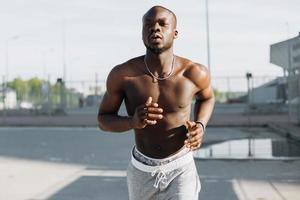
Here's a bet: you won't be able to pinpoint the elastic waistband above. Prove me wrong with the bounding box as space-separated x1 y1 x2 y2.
133 146 190 166
131 149 194 173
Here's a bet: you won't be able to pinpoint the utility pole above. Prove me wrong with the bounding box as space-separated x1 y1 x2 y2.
4 35 20 113
226 77 231 102
246 72 253 105
95 72 98 96
2 76 5 118
205 0 211 72
62 18 67 110
47 74 51 116
62 18 67 83
285 22 290 77
246 72 253 127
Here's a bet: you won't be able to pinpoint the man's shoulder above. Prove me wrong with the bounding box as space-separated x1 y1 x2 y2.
177 56 210 87
176 56 208 76
110 56 143 76
106 56 143 90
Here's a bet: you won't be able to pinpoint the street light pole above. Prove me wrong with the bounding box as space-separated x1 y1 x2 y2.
205 0 211 72
41 48 54 80
5 40 9 84
61 18 67 110
62 18 67 83
95 72 98 96
3 35 20 112
246 72 253 105
5 35 20 82
285 22 290 77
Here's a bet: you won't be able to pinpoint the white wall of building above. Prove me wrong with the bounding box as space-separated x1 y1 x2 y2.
0 89 17 110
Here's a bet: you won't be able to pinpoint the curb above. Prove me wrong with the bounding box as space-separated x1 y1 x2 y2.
268 123 300 141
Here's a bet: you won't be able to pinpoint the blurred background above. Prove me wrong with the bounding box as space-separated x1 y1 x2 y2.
0 0 300 200
0 0 299 118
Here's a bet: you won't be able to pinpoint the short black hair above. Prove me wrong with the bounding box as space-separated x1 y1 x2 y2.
143 5 177 27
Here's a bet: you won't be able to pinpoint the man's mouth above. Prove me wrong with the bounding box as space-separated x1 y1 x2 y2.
149 34 162 43
149 34 162 40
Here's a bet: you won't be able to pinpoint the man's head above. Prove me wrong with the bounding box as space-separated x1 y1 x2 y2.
142 6 178 54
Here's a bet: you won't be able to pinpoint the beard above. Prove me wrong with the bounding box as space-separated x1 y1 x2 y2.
144 40 172 55
147 46 164 54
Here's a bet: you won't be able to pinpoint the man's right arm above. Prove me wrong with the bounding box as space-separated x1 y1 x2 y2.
97 66 133 132
98 65 164 132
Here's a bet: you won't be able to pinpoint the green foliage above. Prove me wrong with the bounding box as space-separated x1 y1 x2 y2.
213 88 247 103
7 77 28 101
28 77 43 104
213 88 227 103
7 77 80 108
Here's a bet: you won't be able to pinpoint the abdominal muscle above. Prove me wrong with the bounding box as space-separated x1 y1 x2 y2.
134 111 190 159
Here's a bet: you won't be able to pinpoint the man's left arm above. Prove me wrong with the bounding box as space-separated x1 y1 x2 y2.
194 85 215 128
185 64 215 150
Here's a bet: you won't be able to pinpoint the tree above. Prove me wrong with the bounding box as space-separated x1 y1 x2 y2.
7 77 81 109
28 77 43 104
7 77 29 101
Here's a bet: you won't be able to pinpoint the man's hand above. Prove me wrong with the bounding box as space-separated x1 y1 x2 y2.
184 121 204 151
131 96 164 129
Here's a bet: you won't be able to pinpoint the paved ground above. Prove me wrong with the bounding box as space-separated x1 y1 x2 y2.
0 104 299 199
0 103 299 141
0 127 299 200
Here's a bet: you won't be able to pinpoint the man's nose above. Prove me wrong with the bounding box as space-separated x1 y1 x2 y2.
150 22 161 32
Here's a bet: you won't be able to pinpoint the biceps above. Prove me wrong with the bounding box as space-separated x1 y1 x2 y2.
196 86 214 100
98 91 124 114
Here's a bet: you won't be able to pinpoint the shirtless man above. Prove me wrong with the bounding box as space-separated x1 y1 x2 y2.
98 5 215 200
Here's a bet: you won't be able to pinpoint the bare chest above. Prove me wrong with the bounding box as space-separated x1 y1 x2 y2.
123 75 196 114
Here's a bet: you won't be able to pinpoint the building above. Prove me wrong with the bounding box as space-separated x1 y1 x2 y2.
270 32 300 124
0 88 17 110
249 77 287 104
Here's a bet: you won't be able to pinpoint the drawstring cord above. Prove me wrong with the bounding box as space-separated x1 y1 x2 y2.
151 168 167 188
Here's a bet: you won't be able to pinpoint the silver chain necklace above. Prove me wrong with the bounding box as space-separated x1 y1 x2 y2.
144 55 175 81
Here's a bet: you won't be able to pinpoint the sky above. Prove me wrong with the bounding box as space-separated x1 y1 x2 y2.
0 0 299 91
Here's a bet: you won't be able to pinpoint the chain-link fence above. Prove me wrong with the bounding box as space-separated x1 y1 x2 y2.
1 75 285 115
211 76 281 103
0 77 106 115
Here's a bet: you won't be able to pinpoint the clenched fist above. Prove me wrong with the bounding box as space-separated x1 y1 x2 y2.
131 96 164 129
184 121 205 151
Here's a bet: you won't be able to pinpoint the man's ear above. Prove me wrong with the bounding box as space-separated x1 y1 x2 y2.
174 30 178 39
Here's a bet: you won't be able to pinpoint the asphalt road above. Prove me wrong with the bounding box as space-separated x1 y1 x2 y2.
0 127 299 200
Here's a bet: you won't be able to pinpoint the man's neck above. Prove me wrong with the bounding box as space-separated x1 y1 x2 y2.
145 48 174 74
